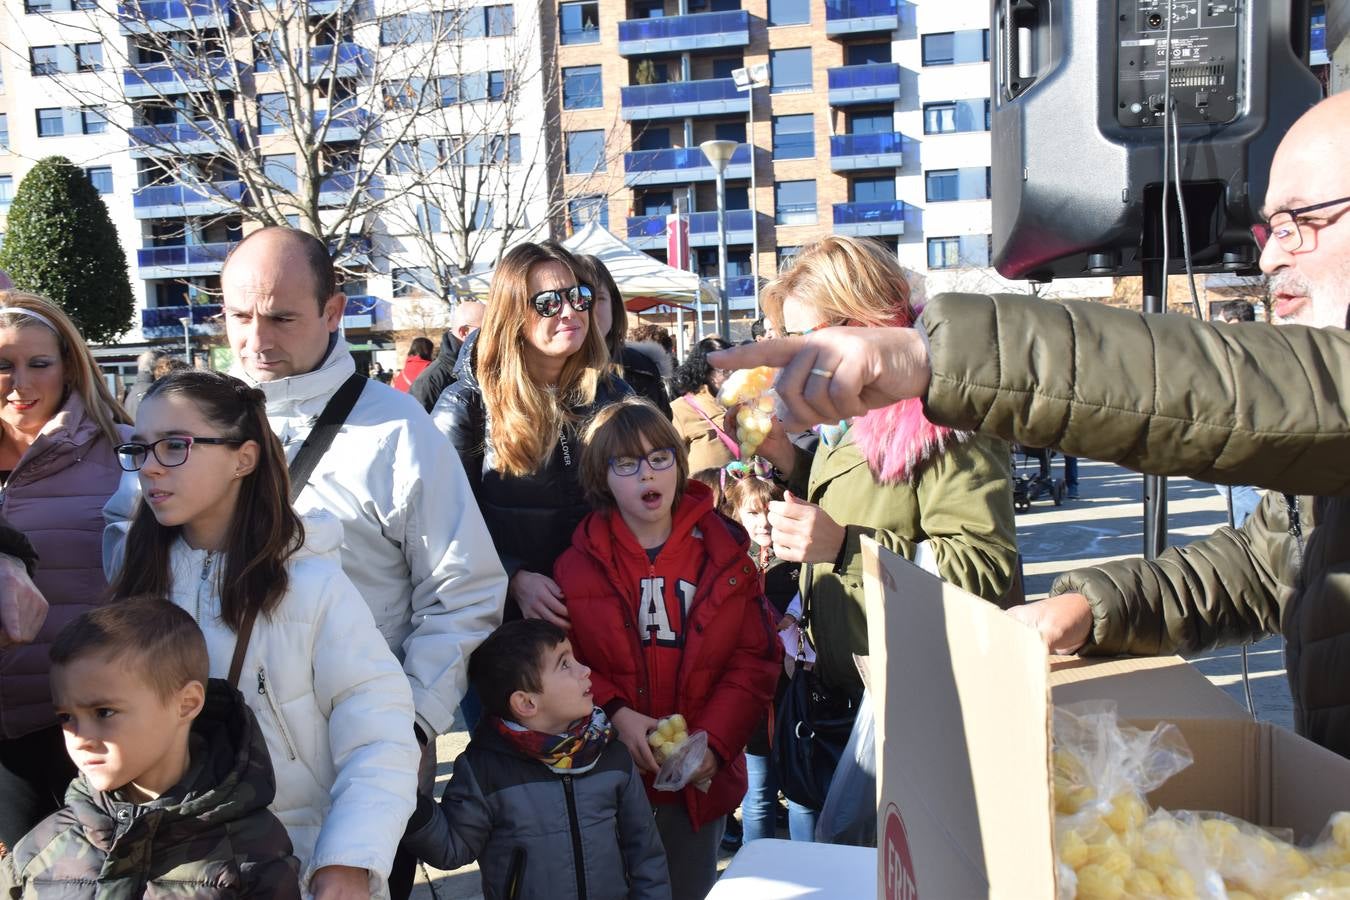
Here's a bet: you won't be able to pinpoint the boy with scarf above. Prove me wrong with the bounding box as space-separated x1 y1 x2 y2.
403 619 670 900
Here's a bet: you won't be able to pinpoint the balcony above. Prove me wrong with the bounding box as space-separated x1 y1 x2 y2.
137 241 236 279
727 275 757 299
342 294 389 330
829 131 904 171
128 120 238 158
621 78 749 121
617 10 750 56
141 304 223 339
307 43 370 79
623 144 751 188
317 171 381 206
825 0 900 36
117 0 230 34
827 63 901 106
123 57 233 98
132 180 245 218
833 199 905 236
626 208 755 250
314 108 372 142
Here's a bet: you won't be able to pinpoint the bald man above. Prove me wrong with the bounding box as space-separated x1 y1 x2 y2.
713 92 1350 758
409 301 485 412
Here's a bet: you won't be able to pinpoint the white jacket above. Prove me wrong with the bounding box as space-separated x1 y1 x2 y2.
167 513 419 893
105 342 507 736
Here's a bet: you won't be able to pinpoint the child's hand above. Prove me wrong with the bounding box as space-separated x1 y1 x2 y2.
690 747 720 788
510 570 570 628
611 707 661 775
776 613 797 632
311 865 369 900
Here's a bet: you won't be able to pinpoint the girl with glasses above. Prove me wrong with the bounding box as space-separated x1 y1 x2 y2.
108 369 419 900
433 242 631 634
0 293 131 848
556 397 780 900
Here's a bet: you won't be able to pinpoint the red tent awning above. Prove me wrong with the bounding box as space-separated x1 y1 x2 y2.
626 296 696 314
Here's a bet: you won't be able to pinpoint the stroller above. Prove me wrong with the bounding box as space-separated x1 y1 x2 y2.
1011 445 1065 512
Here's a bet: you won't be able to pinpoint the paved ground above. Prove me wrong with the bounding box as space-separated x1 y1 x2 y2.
411 457 1292 899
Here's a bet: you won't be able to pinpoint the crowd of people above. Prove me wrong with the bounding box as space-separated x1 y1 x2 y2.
0 88 1344 900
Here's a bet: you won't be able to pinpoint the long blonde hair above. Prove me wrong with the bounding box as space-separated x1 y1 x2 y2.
762 236 915 331
477 242 609 477
0 291 130 444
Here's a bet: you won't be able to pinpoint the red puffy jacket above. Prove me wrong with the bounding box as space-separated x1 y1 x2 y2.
555 480 782 828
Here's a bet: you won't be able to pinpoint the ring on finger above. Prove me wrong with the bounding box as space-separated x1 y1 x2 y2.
809 368 834 378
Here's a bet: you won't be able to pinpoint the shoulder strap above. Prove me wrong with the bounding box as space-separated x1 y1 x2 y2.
288 374 366 503
680 394 741 460
227 606 259 689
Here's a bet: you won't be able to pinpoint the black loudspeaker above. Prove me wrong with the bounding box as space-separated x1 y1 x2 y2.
991 0 1324 282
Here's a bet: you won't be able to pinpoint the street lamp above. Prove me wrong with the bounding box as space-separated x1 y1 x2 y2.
700 139 737 337
177 316 192 367
732 62 770 319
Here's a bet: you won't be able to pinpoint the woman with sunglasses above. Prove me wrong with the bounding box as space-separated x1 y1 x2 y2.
0 293 131 847
108 369 418 899
433 241 631 629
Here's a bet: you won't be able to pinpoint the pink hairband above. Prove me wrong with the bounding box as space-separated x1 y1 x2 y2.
0 307 59 333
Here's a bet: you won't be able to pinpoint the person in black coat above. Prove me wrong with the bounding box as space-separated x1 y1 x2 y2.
0 514 43 650
409 301 486 412
578 255 673 419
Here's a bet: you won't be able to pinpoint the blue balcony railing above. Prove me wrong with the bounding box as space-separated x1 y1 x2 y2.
833 199 904 225
117 0 228 22
133 180 245 209
137 241 236 269
831 131 903 157
141 304 223 338
123 57 232 88
824 0 898 21
727 275 756 298
624 144 751 176
621 78 747 115
313 108 372 135
618 10 749 53
828 63 901 91
128 120 236 148
625 208 754 239
319 171 358 194
308 43 371 70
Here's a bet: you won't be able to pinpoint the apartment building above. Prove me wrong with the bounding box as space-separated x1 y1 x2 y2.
555 0 1112 337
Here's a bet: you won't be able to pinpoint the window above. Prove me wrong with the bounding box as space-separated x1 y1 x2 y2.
560 1 599 43
566 129 605 174
0 114 8 149
848 110 892 135
416 203 442 232
81 106 107 135
263 153 297 192
712 58 739 79
458 72 488 103
767 0 808 26
775 180 816 225
632 0 662 15
925 167 990 202
639 191 673 215
467 134 521 165
927 235 991 269
472 198 494 230
851 175 895 203
846 42 890 65
923 99 990 134
714 122 746 143
777 245 801 271
772 114 813 159
488 70 511 101
393 267 435 297
637 128 670 151
770 48 811 94
24 0 52 11
76 43 103 72
30 46 58 76
36 108 64 137
563 65 602 109
257 93 289 135
380 13 437 44
921 29 989 66
569 195 608 229
387 139 439 174
85 166 113 195
0 176 12 209
487 4 514 35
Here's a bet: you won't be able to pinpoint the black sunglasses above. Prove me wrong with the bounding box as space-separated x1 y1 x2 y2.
530 284 593 318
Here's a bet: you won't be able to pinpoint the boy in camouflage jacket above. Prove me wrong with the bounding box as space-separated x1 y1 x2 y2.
0 599 299 899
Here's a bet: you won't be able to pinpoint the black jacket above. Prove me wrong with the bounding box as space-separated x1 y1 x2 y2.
616 343 672 420
409 329 466 413
1 680 300 900
0 515 36 576
405 721 670 900
431 333 632 608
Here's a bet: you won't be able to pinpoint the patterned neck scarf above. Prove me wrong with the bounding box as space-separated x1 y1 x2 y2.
494 707 614 775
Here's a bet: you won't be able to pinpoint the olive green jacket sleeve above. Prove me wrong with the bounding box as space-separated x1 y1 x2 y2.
920 292 1350 496
1050 490 1299 655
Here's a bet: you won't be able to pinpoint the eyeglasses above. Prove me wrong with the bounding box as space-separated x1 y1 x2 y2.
609 447 677 477
1251 195 1350 253
115 436 243 472
530 284 594 318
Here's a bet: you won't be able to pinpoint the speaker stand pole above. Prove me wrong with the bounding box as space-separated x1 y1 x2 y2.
1140 237 1168 562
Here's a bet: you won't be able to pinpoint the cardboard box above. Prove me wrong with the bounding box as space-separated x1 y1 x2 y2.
707 839 876 899
862 539 1350 899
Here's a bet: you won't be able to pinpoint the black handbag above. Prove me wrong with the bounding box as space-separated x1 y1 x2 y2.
771 584 861 811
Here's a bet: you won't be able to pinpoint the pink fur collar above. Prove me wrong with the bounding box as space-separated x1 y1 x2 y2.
849 398 969 485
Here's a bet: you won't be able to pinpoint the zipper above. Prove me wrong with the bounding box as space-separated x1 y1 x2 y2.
618 599 650 713
195 551 216 623
504 847 526 900
645 561 660 711
256 667 299 760
561 776 588 900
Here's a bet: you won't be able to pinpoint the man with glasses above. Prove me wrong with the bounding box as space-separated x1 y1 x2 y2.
712 91 1350 758
104 227 507 899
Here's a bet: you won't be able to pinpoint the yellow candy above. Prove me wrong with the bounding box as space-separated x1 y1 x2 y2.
1058 829 1089 869
1280 845 1313 878
1104 793 1147 835
1124 869 1163 895
1075 864 1125 900
1333 812 1350 851
647 731 664 750
1160 866 1196 898
1138 844 1178 876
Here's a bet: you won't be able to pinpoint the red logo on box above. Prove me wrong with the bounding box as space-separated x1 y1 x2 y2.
884 803 918 900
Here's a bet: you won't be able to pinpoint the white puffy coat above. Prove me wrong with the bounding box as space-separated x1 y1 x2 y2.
167 512 419 894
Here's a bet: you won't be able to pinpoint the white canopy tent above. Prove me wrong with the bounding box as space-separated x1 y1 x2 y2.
454 222 720 357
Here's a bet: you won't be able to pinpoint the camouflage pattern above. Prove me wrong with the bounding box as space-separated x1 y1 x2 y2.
0 680 300 900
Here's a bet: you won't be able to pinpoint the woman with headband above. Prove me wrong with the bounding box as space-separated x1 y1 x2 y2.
0 293 131 846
